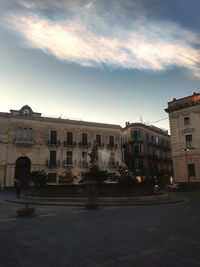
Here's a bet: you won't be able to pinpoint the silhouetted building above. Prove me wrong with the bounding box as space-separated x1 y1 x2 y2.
122 123 172 177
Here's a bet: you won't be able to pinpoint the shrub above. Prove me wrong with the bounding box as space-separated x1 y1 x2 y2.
29 170 48 190
80 165 109 185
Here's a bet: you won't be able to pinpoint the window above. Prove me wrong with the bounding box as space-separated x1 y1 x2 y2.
82 133 88 146
50 130 57 144
96 134 101 146
188 164 196 176
47 173 57 183
132 130 140 140
146 133 149 142
22 128 27 140
135 159 143 170
161 139 165 147
67 132 73 145
109 135 114 147
134 145 140 155
66 151 73 165
16 127 32 141
185 134 193 149
50 151 56 166
184 117 190 125
151 135 154 143
16 127 22 140
156 137 159 144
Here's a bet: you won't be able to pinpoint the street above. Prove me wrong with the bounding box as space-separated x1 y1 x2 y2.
0 190 200 267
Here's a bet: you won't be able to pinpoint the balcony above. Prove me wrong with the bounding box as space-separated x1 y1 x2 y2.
14 138 35 146
131 139 144 144
63 160 74 167
46 160 60 168
164 157 171 161
79 142 91 148
106 144 118 149
147 154 157 159
63 141 76 147
94 142 105 148
47 140 61 147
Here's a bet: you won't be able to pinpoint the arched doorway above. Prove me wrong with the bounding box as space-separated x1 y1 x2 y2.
15 157 31 186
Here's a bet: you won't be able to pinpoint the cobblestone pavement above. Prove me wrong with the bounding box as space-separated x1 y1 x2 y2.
0 190 200 267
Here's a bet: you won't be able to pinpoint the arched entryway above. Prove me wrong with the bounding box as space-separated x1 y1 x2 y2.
15 157 31 186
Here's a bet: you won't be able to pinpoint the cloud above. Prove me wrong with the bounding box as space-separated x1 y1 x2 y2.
4 0 200 78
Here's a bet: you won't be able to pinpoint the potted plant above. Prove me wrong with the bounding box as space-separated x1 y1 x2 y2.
16 170 47 217
16 203 35 217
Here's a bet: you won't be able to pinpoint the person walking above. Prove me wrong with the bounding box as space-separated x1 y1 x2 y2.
14 179 21 198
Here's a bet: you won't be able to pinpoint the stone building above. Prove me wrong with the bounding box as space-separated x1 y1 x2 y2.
122 122 172 178
0 105 122 187
165 92 200 183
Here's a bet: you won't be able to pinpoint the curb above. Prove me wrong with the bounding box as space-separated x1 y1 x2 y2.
4 196 188 207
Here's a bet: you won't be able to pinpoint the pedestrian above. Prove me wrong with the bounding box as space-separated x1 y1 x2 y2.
14 179 21 198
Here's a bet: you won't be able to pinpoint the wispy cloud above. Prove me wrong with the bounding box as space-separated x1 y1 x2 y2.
4 0 200 78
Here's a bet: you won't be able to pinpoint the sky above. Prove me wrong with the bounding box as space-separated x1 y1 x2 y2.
0 0 200 132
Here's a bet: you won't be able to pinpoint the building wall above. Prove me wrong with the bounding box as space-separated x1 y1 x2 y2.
122 123 172 177
0 106 123 187
166 92 200 183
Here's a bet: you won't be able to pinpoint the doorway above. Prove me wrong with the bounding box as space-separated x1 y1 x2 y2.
15 157 31 186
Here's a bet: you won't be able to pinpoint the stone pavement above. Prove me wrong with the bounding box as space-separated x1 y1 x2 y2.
0 190 200 267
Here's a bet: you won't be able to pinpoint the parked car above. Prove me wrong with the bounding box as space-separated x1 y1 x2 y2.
167 183 179 191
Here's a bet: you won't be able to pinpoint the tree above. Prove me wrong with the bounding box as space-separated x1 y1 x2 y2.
29 170 48 190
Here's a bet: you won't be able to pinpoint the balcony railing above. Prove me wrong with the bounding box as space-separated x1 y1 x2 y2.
47 140 61 147
14 138 35 145
79 142 91 148
94 143 105 148
106 144 118 149
46 160 60 168
63 160 74 166
63 141 76 147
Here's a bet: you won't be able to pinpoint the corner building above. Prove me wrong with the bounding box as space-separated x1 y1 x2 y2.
0 105 122 187
122 123 172 177
165 92 200 183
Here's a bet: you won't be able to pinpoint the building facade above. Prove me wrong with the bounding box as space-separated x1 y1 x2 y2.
165 92 200 183
122 123 172 178
0 105 123 187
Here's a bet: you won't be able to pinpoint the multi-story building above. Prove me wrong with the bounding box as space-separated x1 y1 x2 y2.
0 105 122 187
165 92 200 183
122 122 172 178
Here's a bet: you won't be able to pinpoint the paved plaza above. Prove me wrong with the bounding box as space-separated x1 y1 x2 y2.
0 190 200 267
